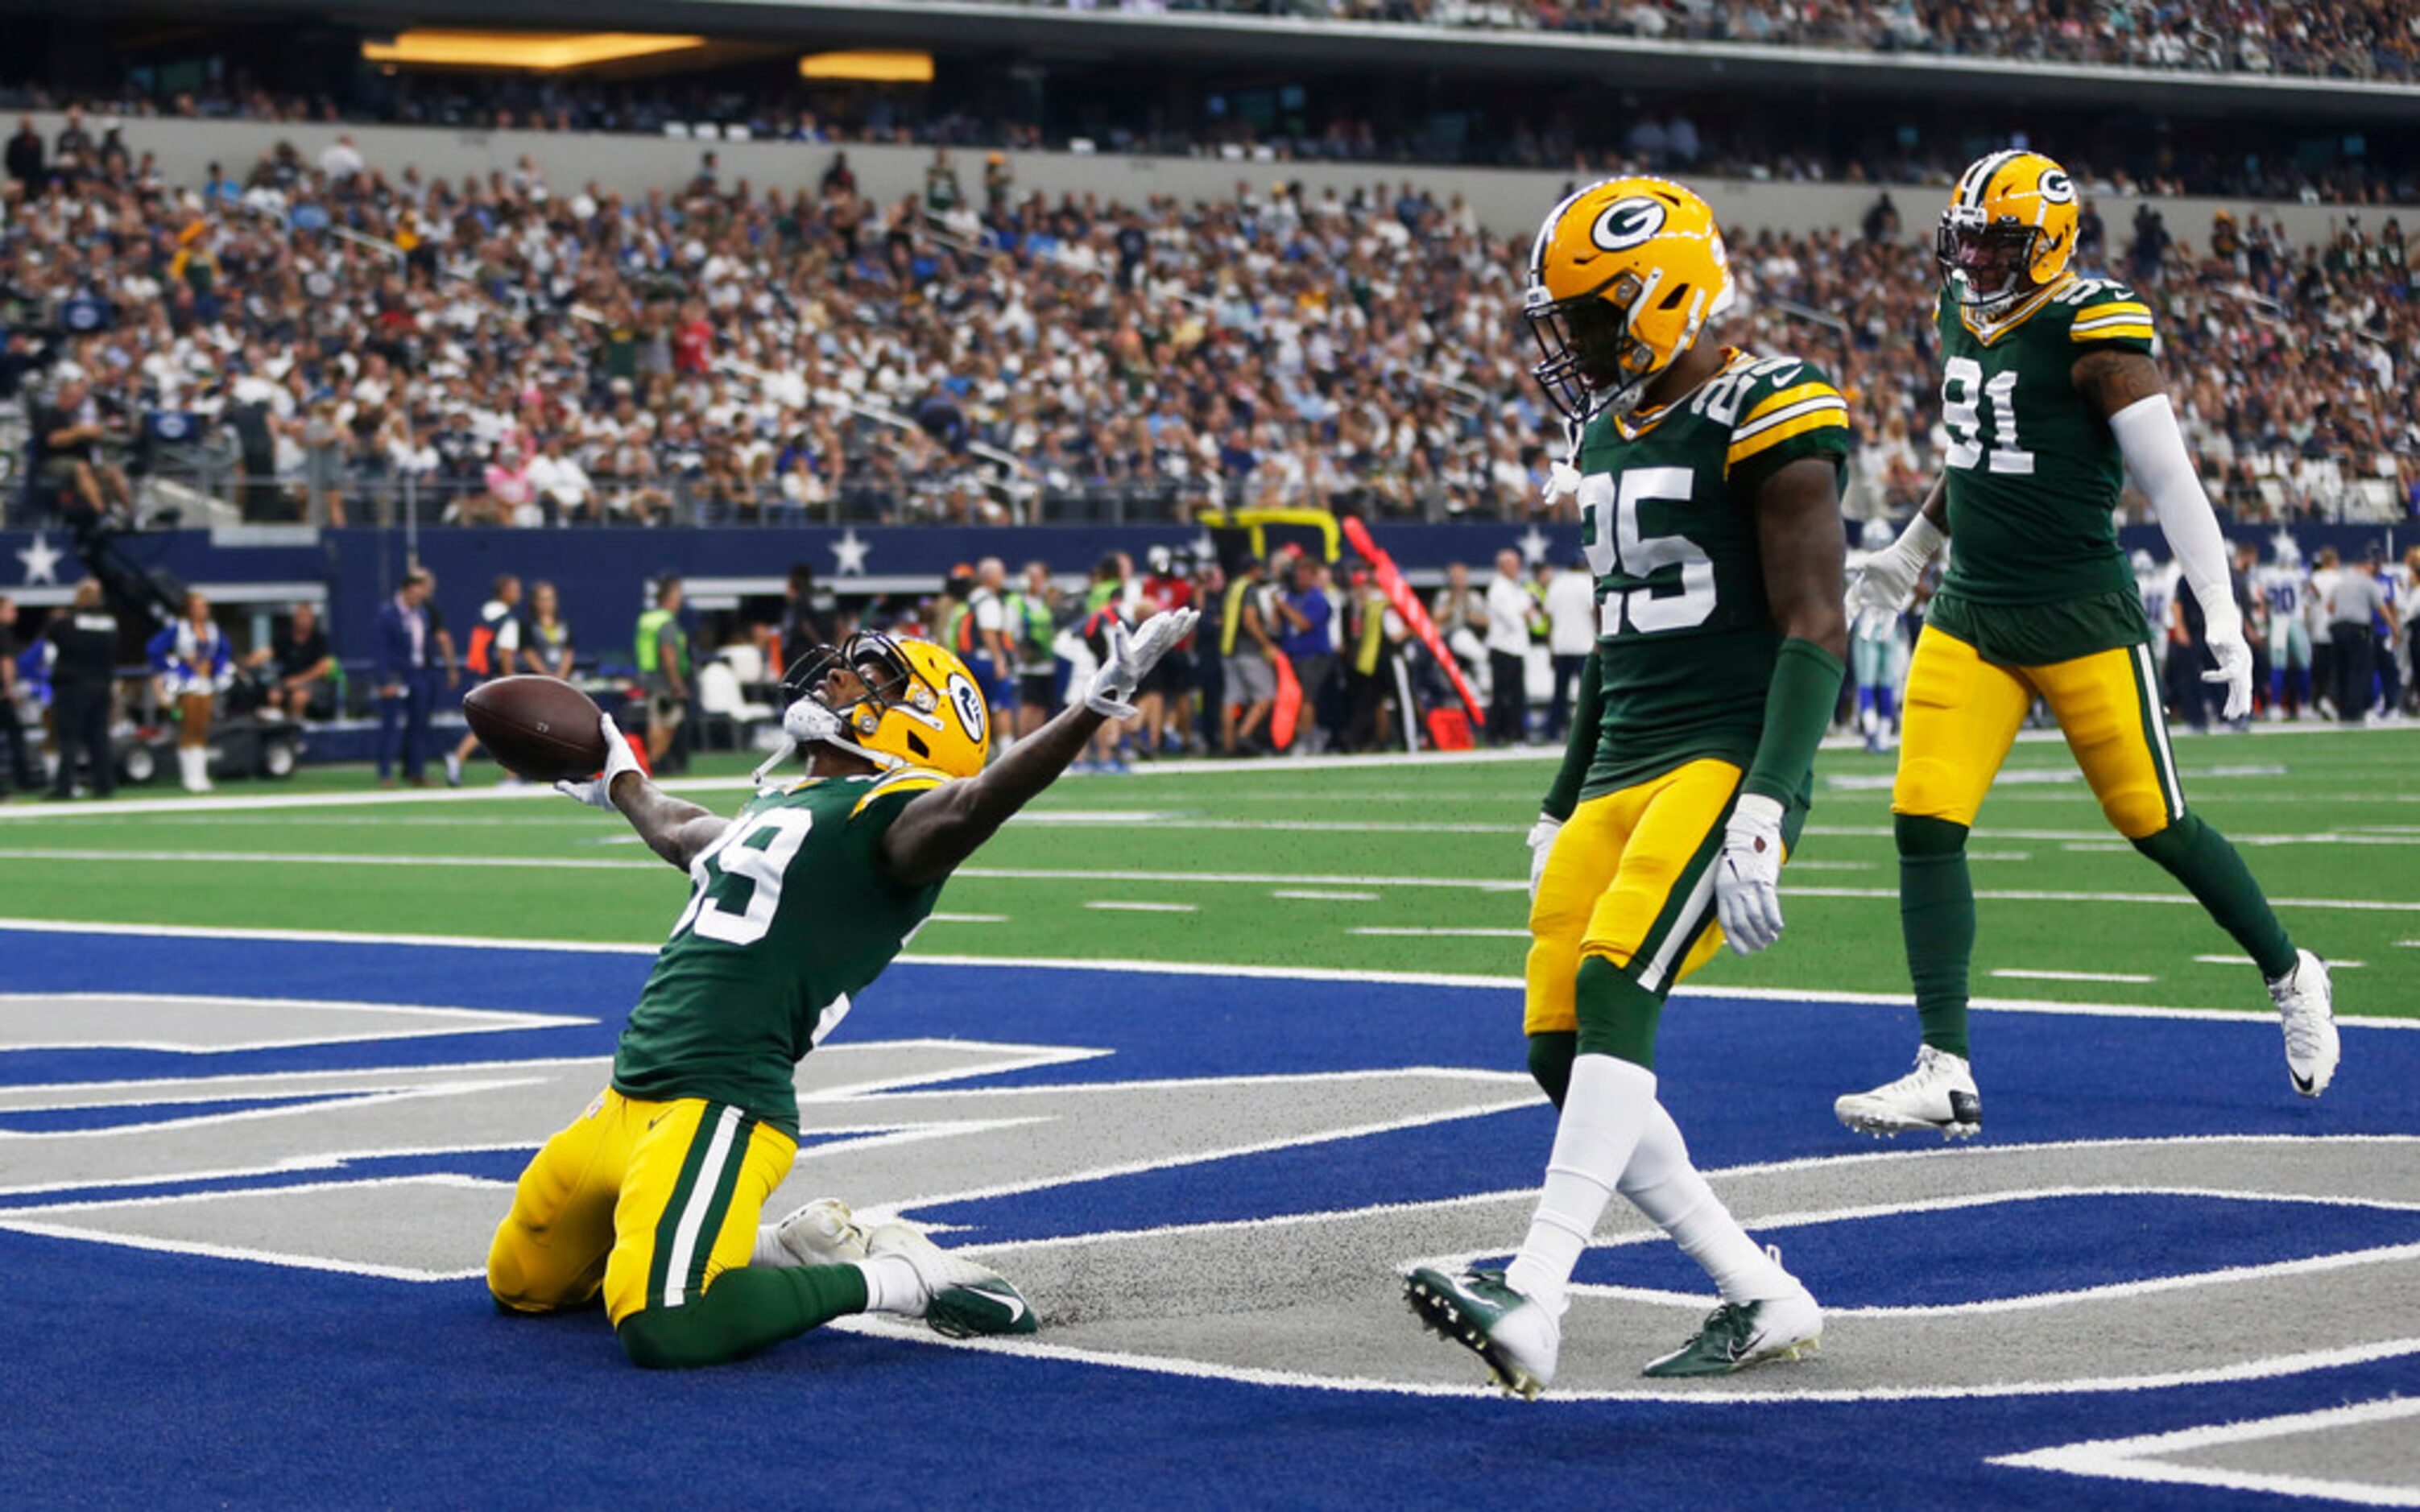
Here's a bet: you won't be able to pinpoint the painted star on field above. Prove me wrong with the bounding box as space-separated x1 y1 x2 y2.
14 533 63 586
830 527 871 576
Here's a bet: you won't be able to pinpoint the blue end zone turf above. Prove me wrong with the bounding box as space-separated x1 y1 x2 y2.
1 925 2414 1509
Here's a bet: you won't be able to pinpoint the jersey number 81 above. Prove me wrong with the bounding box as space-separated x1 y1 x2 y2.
1579 466 1717 638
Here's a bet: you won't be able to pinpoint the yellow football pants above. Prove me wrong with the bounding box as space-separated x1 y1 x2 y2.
1525 758 1745 1036
1893 626 2184 838
487 1089 797 1327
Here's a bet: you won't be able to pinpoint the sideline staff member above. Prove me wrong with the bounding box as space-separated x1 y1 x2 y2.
46 578 118 800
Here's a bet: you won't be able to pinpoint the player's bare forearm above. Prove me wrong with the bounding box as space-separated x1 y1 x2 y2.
1917 473 1949 532
2071 349 2166 419
609 774 728 870
879 702 1110 887
1754 457 1851 659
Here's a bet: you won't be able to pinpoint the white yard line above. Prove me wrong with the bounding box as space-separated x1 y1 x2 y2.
2195 953 2362 969
1992 969 2157 985
1349 927 1529 939
7 849 2420 918
1270 890 1380 902
1082 901 1199 914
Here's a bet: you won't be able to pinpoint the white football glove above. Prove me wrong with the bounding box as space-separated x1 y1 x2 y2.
2199 601 2254 721
1715 794 1787 956
1525 815 1562 903
1086 607 1201 718
555 712 642 810
1541 460 1583 512
1847 514 1946 619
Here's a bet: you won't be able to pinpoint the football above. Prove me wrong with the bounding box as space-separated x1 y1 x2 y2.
462 676 611 782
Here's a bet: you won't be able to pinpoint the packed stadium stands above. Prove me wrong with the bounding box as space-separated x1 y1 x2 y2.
4 116 2411 535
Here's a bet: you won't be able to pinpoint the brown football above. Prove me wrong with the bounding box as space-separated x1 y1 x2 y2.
463 676 611 783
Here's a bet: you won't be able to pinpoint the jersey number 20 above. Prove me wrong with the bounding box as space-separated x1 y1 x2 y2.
671 808 816 946
1579 466 1717 638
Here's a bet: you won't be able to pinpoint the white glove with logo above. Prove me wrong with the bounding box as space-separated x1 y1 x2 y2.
1847 514 1946 618
1086 607 1201 718
2199 601 2254 721
1715 793 1787 956
556 713 643 810
1525 815 1562 903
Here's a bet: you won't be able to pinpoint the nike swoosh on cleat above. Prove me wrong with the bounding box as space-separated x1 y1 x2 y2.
2292 1070 2319 1095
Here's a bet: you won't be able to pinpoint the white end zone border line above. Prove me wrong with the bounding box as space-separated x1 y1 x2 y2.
1991 1396 2420 1508
0 918 2413 1033
0 991 593 1053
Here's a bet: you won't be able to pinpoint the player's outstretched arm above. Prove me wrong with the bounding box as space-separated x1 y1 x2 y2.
2075 348 2252 719
879 609 1200 888
1719 457 1851 956
556 713 729 870
1847 473 1946 618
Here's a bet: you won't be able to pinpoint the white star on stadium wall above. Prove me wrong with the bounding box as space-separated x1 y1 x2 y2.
1517 526 1552 567
14 533 62 586
830 527 871 576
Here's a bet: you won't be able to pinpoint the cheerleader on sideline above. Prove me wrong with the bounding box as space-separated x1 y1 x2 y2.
148 591 231 793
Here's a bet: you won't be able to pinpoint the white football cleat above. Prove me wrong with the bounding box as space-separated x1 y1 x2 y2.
1643 1266 1822 1378
865 1221 1037 1338
2267 949 2339 1097
1835 1044 1981 1139
1403 1266 1562 1399
767 1197 870 1266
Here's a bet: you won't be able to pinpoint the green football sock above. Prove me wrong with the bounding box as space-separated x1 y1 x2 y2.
1896 814 1975 1061
616 1262 869 1369
1572 954 1664 1070
1526 1031 1578 1108
2132 813 2297 980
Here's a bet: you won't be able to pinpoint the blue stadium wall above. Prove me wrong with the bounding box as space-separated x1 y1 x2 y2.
1 521 2405 673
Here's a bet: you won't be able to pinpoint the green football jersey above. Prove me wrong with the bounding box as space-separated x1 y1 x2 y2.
1929 277 2157 661
1574 349 1851 797
611 769 947 1134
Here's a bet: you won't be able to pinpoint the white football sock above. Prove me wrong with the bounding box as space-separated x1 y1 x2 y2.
850 1253 927 1315
1504 1054 1657 1313
1620 1100 1797 1303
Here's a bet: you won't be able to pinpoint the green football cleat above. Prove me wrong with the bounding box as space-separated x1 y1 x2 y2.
866 1222 1038 1339
1640 1290 1822 1378
1403 1266 1560 1400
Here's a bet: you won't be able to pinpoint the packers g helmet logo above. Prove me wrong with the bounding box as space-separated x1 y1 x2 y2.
2038 168 2075 205
1590 197 1667 253
945 672 988 746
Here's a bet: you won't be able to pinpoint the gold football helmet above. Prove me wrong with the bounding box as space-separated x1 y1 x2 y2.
1937 149 2079 316
779 631 990 779
1523 176 1736 423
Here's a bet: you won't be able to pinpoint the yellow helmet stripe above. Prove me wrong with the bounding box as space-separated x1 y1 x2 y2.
1726 407 1848 468
1741 381 1845 424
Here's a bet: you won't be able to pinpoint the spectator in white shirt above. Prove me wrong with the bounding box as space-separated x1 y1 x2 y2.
319 134 365 183
1542 556 1598 740
1484 548 1537 746
527 436 593 525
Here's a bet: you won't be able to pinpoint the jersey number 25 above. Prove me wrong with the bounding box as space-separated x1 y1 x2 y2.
1580 467 1717 638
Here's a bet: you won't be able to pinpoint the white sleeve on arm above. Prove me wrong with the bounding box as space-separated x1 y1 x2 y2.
2110 394 2232 620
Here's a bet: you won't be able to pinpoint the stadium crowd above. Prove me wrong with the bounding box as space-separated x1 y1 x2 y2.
2 81 2407 206
3 119 2411 534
